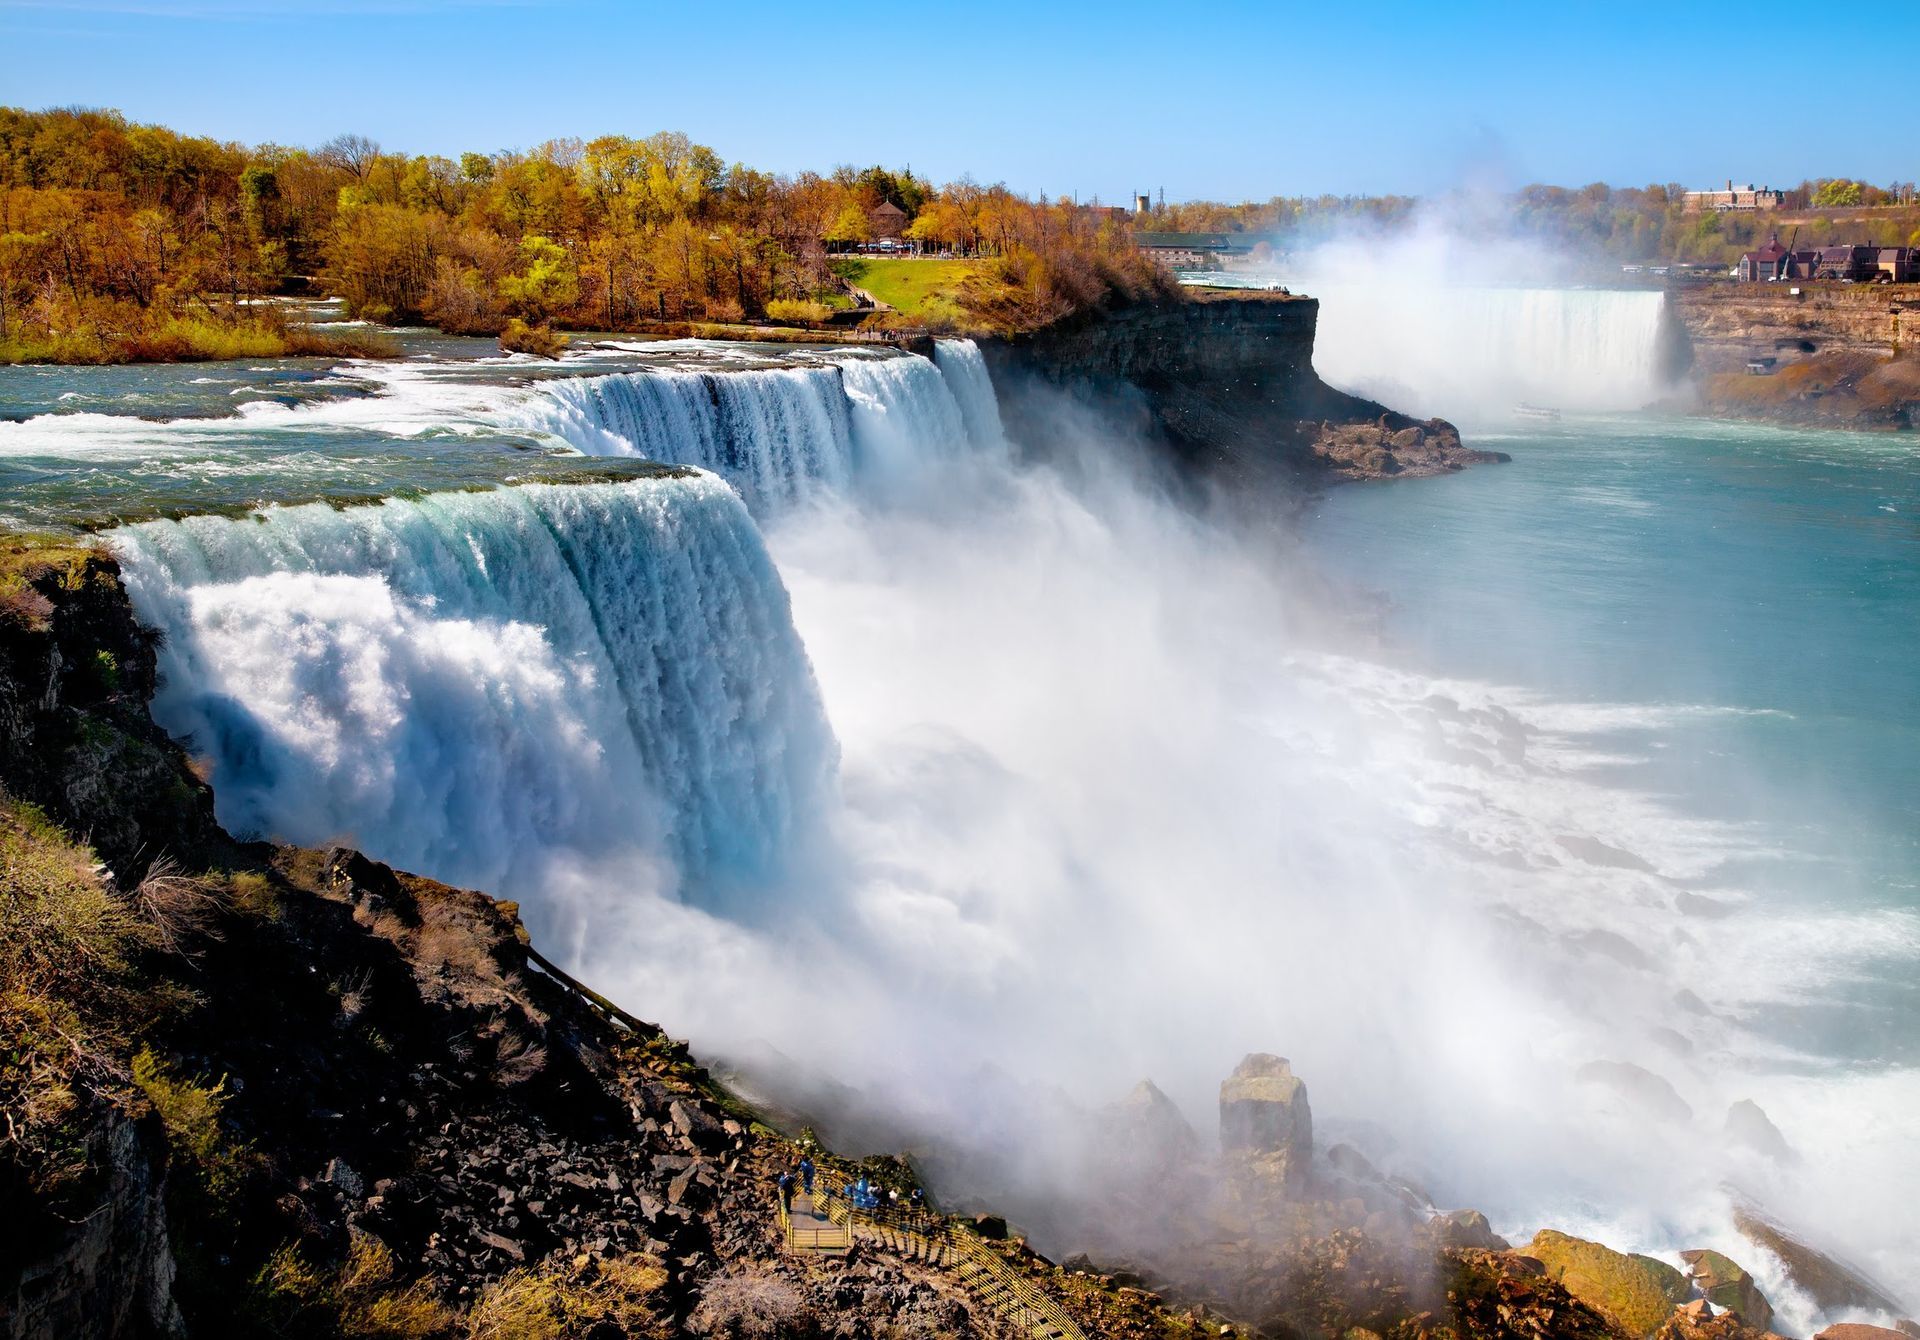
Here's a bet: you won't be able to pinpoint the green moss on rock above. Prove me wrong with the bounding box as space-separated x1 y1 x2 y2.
1523 1230 1690 1338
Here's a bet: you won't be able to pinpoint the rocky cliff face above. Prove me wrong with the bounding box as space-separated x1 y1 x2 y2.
4 1110 182 1340
1674 285 1915 368
981 292 1508 482
0 543 222 879
1670 284 1920 430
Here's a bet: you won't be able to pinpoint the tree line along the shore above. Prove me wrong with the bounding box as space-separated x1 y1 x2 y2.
0 108 1174 362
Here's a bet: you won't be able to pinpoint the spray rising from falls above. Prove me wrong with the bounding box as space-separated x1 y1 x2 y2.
1306 283 1674 418
508 342 1002 510
91 335 1918 1309
1205 223 1680 419
111 476 835 914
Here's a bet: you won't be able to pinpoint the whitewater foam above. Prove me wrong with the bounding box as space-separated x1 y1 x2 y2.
505 342 992 510
111 476 835 916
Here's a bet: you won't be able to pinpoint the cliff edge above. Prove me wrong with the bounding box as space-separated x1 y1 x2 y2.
1671 284 1920 431
981 291 1508 482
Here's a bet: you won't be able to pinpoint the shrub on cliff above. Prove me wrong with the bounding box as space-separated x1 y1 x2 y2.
764 297 833 324
0 798 145 1194
499 318 569 358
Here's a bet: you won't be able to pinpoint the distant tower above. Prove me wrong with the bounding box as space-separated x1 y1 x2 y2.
1134 192 1151 216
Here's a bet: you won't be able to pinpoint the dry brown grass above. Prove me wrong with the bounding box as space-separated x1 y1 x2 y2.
132 854 229 957
685 1273 808 1338
0 798 142 1188
250 1235 456 1338
465 1255 669 1340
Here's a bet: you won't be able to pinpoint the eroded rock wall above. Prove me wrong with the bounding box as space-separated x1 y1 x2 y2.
981 292 1507 482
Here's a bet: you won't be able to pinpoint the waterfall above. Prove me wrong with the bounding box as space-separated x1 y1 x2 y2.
507 342 997 510
110 476 835 907
1305 284 1672 418
514 366 857 511
933 337 1010 455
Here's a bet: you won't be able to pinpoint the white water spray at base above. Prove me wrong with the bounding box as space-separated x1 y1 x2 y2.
112 476 835 911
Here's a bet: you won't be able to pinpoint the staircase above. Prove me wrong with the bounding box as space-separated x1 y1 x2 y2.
780 1169 1085 1340
777 1190 851 1255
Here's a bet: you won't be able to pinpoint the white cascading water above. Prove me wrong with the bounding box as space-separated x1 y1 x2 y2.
931 337 1010 454
514 366 857 510
110 476 836 916
508 344 993 509
1306 284 1671 418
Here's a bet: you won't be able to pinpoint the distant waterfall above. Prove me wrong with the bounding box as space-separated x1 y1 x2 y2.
509 341 999 510
1305 285 1673 418
111 477 835 905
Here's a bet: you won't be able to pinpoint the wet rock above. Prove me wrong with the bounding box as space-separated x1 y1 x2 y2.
1724 1100 1796 1163
1557 834 1659 873
1569 928 1655 969
1655 1299 1774 1340
1104 1078 1200 1169
1326 1143 1382 1182
1576 1060 1693 1124
1433 1208 1509 1251
1733 1205 1905 1316
1813 1327 1910 1340
1523 1228 1692 1338
1675 892 1738 919
1220 1053 1313 1187
1680 1249 1773 1330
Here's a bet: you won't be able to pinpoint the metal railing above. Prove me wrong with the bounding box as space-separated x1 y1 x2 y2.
793 1169 1086 1340
775 1184 851 1254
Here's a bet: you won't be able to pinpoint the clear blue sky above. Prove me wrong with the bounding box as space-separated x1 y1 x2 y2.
2 0 1911 201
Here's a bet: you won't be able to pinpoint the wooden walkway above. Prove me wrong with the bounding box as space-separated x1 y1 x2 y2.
776 1168 1085 1340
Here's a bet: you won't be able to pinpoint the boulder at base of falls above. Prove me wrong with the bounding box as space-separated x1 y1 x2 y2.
1220 1054 1312 1192
1656 1299 1778 1340
1733 1205 1907 1317
1434 1208 1510 1251
1576 1060 1694 1125
1815 1328 1913 1340
1680 1249 1774 1331
1521 1229 1693 1339
1103 1078 1200 1173
1724 1099 1797 1163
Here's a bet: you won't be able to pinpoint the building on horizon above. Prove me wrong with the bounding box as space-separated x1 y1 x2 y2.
1736 233 1920 282
1685 180 1786 212
1132 232 1261 267
1738 233 1793 281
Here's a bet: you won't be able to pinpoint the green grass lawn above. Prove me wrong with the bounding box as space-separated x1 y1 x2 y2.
834 258 981 316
